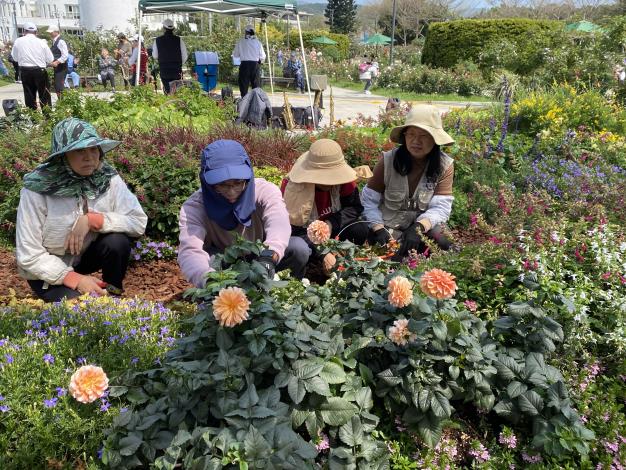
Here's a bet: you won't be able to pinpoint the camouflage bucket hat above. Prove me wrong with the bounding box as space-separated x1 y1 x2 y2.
46 118 121 162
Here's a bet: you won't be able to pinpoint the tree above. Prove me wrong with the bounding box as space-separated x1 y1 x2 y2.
325 0 358 34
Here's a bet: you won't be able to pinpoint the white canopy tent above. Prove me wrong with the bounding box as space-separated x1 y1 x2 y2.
137 0 317 128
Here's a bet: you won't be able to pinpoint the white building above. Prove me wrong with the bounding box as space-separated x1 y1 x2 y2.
0 0 184 43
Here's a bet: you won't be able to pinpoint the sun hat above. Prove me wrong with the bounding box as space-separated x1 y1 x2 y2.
163 19 174 30
46 24 59 33
117 32 127 39
23 22 37 32
389 104 454 146
46 118 121 162
288 139 357 185
201 140 253 185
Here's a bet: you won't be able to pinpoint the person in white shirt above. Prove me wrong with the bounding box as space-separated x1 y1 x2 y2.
151 19 188 94
232 25 266 98
47 25 69 98
10 22 54 110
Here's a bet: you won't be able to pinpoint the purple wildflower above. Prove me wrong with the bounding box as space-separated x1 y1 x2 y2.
0 405 9 412
498 430 517 449
100 400 111 412
44 397 58 408
4 354 13 364
56 387 66 397
468 442 490 463
521 452 542 463
43 353 55 365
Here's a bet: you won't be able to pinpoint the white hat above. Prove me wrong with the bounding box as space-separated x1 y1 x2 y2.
23 22 37 32
163 19 174 29
245 24 254 33
46 24 59 33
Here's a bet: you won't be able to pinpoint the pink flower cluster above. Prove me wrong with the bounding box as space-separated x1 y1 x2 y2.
498 430 517 449
388 319 417 346
579 361 602 392
468 442 490 463
315 432 330 452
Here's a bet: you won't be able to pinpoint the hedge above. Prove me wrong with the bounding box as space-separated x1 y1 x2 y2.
422 18 562 70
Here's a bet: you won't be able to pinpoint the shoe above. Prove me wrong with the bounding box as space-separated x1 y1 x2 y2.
16 80 21 84
364 90 371 95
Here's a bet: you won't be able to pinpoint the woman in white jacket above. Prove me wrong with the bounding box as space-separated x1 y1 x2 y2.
16 117 147 302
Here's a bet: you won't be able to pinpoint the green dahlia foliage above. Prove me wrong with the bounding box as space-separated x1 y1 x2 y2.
102 239 593 468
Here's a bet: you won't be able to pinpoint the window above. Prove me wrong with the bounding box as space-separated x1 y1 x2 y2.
65 4 80 20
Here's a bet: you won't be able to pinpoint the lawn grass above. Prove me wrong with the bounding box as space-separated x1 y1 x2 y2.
330 78 493 103
0 76 14 87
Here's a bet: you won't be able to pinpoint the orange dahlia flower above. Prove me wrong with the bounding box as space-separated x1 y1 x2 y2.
420 268 457 299
212 286 251 327
388 319 417 346
387 276 414 308
69 365 109 403
307 220 331 245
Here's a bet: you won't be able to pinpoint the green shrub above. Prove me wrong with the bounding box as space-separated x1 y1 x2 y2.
422 18 562 74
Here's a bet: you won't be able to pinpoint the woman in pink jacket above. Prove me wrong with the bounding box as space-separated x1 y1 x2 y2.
177 140 310 287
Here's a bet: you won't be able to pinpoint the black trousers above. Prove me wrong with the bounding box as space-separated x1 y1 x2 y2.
27 233 131 303
336 222 369 245
19 67 52 110
238 60 260 97
53 64 67 94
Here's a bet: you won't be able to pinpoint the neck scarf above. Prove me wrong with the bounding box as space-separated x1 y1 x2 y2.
23 156 117 199
200 176 256 231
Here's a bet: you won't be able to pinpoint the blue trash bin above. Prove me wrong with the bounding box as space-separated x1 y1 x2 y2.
194 51 219 92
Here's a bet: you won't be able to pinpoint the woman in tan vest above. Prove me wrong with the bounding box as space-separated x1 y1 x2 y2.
361 105 455 260
282 139 371 275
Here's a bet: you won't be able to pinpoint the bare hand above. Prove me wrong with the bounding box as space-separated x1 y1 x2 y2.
76 275 107 296
51 60 59 67
65 215 90 255
323 253 336 274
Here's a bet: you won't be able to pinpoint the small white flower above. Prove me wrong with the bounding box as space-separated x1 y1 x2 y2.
302 278 311 287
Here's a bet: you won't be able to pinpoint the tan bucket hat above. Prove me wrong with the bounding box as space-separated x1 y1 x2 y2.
389 104 454 146
288 139 357 185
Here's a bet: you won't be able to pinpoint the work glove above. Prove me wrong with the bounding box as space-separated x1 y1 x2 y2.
370 227 391 246
394 222 425 260
256 249 277 279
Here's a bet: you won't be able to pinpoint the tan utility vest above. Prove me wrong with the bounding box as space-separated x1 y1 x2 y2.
379 148 453 231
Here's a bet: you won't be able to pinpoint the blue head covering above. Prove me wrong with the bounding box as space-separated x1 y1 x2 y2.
200 140 255 230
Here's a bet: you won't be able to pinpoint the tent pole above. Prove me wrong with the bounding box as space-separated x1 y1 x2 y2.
263 19 274 96
135 9 143 87
296 13 316 130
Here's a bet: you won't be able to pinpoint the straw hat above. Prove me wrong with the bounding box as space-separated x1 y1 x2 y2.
389 104 454 146
288 139 356 185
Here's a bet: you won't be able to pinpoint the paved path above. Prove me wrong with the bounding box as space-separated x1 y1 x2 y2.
0 82 492 124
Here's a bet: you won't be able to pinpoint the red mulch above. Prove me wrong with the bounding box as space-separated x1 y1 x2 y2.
0 247 193 303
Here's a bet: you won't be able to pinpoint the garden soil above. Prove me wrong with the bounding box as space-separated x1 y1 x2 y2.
0 247 193 303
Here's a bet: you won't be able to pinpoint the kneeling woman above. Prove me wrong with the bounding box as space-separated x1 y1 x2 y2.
16 118 148 302
282 139 370 275
362 105 455 259
178 140 305 286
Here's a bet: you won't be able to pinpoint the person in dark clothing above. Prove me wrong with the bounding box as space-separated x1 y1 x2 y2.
281 139 372 276
47 25 69 99
151 19 188 94
232 25 266 98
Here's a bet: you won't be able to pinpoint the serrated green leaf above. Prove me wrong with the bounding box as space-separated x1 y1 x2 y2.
417 414 442 447
339 416 364 447
126 387 150 404
432 321 447 340
136 413 166 431
355 387 373 410
243 426 271 463
321 361 346 384
108 386 128 398
320 397 359 426
292 408 313 427
171 430 192 447
448 365 460 380
288 375 306 404
506 381 527 399
418 387 432 412
119 434 143 456
430 391 452 418
305 376 332 396
493 399 514 417
518 390 544 416
294 360 324 380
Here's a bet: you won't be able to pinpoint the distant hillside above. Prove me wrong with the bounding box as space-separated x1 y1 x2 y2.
298 2 327 15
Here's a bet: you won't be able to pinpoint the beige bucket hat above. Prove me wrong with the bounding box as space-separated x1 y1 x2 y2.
389 104 454 146
288 139 357 185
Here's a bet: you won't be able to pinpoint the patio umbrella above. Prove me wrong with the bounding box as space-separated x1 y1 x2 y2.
364 33 392 45
565 20 602 33
311 35 337 45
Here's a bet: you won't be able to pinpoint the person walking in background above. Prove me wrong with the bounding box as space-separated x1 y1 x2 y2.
358 56 379 95
128 35 148 86
11 22 53 110
64 51 80 89
277 48 284 67
285 51 305 93
151 19 188 94
98 48 117 90
47 25 68 99
232 25 265 98
114 33 132 89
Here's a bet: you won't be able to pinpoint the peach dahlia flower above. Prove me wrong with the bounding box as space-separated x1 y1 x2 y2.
388 319 417 346
307 220 331 245
387 276 414 308
420 268 457 299
69 365 109 403
212 286 251 327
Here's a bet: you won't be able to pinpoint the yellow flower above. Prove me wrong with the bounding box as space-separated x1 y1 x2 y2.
387 276 413 308
420 269 457 300
69 365 109 403
212 287 251 327
307 220 331 245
